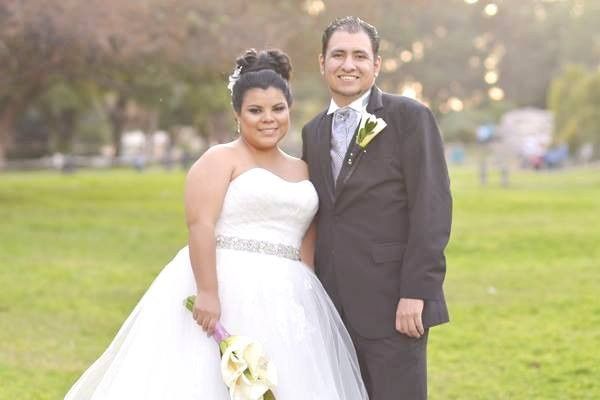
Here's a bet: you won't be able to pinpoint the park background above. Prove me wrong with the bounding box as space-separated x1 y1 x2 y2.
1 0 599 398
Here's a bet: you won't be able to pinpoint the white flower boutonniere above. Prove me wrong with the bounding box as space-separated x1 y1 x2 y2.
356 112 387 149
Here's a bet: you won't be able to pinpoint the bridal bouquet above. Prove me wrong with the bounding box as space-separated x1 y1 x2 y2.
184 296 277 400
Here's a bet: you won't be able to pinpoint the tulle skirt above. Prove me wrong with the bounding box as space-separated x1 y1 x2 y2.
64 247 367 399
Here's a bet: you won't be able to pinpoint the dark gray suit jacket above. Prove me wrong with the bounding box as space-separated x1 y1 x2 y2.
302 87 452 338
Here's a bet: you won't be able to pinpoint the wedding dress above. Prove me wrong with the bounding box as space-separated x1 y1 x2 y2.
65 167 368 400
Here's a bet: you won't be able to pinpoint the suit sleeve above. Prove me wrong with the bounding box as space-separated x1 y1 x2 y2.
399 105 452 300
301 125 308 162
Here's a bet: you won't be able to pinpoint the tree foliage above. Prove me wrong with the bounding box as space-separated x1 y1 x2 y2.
548 65 600 157
1 0 599 164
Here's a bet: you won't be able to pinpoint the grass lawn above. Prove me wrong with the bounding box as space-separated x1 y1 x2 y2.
1 166 599 399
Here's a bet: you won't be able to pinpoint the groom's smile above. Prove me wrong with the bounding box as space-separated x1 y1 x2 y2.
320 30 381 107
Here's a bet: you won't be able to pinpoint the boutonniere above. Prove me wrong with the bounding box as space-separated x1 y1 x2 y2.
356 112 387 149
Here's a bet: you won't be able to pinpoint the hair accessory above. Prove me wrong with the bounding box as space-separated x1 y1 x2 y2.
227 66 243 94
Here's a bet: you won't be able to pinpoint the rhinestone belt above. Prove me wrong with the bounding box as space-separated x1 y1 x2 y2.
215 235 301 261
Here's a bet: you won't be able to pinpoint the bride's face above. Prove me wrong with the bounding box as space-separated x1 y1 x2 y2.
236 87 290 150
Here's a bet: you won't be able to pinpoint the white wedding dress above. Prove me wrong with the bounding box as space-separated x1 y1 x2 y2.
65 167 368 400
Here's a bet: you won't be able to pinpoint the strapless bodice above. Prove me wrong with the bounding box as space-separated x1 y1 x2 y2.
214 168 319 249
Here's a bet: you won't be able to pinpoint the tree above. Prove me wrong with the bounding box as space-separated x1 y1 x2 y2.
0 0 312 166
548 65 600 158
3 0 599 165
0 0 139 165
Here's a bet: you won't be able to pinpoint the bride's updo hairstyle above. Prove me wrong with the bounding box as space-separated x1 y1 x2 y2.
229 49 293 113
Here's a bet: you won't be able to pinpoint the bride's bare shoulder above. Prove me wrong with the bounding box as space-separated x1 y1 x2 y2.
280 152 309 181
187 143 238 181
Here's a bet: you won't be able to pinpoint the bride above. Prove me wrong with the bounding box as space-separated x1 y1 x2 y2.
64 49 368 399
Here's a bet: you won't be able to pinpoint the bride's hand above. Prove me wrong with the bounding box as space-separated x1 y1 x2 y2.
193 290 221 336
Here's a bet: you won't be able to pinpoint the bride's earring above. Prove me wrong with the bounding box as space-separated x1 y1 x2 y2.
236 120 240 135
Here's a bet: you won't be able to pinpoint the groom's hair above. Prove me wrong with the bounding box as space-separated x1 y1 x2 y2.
322 16 380 57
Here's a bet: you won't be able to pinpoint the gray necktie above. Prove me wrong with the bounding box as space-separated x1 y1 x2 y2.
330 107 358 183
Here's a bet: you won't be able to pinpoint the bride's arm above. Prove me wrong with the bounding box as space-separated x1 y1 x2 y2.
301 220 316 269
184 146 233 335
297 159 316 270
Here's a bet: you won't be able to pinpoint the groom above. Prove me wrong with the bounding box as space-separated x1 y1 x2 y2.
302 16 452 399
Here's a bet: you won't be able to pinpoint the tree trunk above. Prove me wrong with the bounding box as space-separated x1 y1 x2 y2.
0 102 20 169
108 94 128 158
0 81 45 168
56 108 77 153
205 110 233 145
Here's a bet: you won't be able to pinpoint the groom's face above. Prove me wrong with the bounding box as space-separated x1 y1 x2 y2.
320 30 381 106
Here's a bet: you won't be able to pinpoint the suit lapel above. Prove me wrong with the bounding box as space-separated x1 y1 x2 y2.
334 87 385 200
317 112 335 204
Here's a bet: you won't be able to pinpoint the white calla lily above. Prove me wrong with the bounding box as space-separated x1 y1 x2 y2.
220 336 252 386
220 336 277 399
244 341 277 387
356 111 387 149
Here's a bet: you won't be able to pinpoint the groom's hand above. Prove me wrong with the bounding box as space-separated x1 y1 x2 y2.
395 298 425 338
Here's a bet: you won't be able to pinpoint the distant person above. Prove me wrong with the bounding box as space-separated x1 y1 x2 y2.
65 49 367 399
302 16 452 400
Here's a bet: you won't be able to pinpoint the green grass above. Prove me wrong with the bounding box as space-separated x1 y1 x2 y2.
1 166 599 399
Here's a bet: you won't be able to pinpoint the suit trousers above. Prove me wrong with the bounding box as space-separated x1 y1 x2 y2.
346 322 428 400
